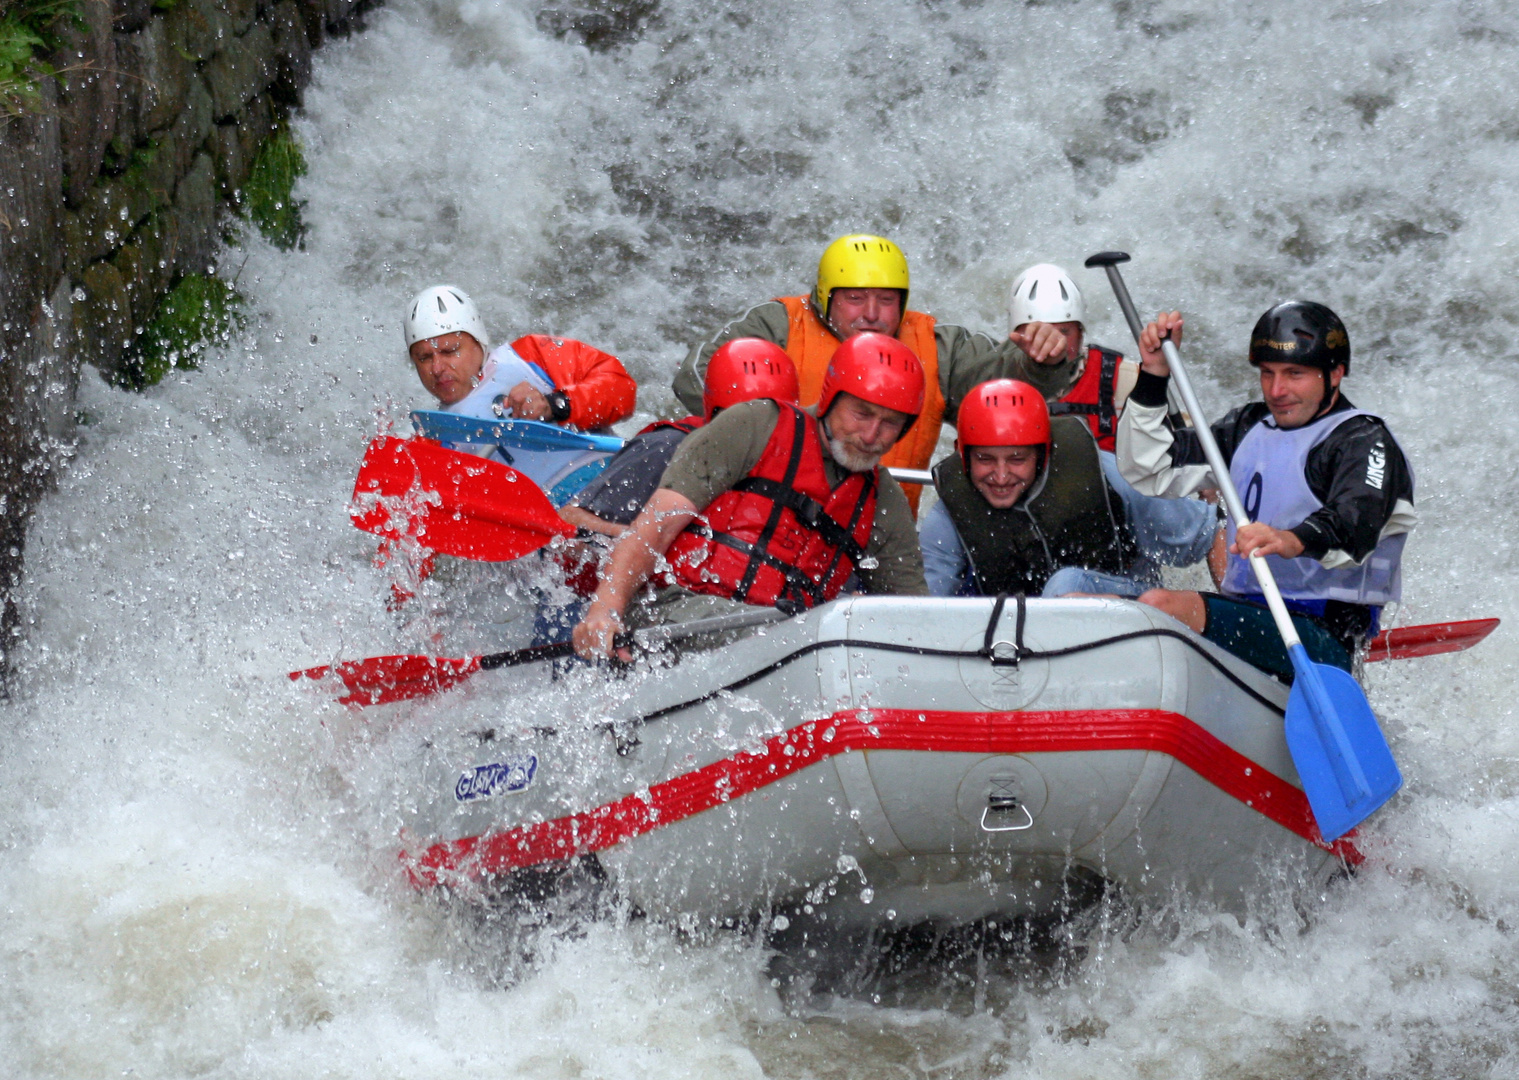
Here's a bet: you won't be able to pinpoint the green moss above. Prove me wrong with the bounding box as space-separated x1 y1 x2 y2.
121 273 244 389
242 126 308 250
0 1 81 119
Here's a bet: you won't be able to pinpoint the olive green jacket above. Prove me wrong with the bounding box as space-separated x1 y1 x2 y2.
672 300 1079 423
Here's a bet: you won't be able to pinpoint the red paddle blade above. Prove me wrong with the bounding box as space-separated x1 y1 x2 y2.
1366 618 1500 662
290 654 483 706
351 436 574 562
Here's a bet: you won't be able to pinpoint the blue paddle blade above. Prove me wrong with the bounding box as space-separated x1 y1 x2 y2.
411 409 627 453
1283 644 1402 842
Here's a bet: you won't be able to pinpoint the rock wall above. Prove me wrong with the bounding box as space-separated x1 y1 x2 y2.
0 0 380 678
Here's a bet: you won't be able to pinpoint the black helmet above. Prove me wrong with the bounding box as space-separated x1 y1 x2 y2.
1248 301 1350 375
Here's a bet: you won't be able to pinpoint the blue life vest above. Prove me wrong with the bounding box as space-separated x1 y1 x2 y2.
441 345 603 498
1221 409 1411 606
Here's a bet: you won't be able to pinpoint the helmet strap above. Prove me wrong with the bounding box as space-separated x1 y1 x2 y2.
1310 368 1343 420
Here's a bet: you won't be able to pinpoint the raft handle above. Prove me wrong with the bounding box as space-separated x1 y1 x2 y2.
981 797 1035 832
987 640 1021 665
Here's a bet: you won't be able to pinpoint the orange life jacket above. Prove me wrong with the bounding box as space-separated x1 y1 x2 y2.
1049 345 1123 451
666 403 878 613
776 296 942 513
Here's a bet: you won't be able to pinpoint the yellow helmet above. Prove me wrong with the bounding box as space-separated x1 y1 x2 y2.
812 234 910 317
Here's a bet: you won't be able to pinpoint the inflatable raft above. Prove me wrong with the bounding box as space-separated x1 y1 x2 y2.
396 594 1363 925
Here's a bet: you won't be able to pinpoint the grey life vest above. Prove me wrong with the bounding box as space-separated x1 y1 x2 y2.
933 416 1138 596
1221 408 1411 606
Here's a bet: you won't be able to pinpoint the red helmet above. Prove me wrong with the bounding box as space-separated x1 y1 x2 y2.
817 332 925 435
955 379 1050 459
702 338 801 421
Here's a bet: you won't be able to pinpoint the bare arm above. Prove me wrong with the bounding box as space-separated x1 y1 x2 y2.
558 504 626 539
572 488 699 659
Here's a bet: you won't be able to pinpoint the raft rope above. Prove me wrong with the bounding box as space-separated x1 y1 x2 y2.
631 593 1287 729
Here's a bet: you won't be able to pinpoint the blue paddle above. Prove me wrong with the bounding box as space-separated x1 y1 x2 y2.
1086 251 1401 841
413 408 937 486
411 409 626 453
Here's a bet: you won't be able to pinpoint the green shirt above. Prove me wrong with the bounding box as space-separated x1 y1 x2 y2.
659 400 929 597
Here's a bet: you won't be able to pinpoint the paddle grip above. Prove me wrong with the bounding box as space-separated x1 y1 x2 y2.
1095 262 1148 344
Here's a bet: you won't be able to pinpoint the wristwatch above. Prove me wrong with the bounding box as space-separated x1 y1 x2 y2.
547 390 572 422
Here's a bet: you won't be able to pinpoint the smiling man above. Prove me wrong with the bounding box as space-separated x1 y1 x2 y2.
670 234 1080 512
575 333 929 660
1117 302 1417 679
920 379 1216 598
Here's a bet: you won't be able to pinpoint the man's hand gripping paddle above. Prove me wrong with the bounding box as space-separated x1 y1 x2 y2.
351 436 574 561
1086 251 1401 842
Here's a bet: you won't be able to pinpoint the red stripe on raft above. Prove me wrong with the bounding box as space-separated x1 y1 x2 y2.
403 708 1362 887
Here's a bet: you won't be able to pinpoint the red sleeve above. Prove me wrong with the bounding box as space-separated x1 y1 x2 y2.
510 334 637 430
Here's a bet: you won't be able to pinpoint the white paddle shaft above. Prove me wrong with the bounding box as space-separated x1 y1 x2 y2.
1155 338 1303 650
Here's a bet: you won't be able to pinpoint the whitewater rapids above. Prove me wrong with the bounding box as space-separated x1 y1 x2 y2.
4 1 1519 1076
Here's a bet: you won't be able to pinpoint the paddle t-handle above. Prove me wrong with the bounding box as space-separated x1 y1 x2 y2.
1085 251 1376 806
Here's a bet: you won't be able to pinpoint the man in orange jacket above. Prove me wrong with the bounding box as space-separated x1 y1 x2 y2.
670 234 1077 512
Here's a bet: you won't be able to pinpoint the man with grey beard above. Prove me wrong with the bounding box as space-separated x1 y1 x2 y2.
574 333 928 660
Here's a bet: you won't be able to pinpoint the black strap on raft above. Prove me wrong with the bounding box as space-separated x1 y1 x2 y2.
978 593 1026 666
1049 347 1121 437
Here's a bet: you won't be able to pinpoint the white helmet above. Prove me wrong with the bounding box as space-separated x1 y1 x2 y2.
1007 263 1085 333
404 285 490 352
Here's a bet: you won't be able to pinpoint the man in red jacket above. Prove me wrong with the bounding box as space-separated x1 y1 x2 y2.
404 284 636 431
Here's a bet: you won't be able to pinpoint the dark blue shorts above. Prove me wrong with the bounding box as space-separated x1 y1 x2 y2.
1201 594 1353 683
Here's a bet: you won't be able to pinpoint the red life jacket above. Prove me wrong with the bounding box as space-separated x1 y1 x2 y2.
1050 345 1123 451
636 415 704 437
666 404 878 613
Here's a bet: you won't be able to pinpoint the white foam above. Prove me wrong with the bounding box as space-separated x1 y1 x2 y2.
4 0 1519 1075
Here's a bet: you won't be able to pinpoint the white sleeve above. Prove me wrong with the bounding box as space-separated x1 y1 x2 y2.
1115 398 1219 499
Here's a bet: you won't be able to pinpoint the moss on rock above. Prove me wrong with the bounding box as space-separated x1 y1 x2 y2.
121 272 243 388
0 1 81 118
241 124 306 250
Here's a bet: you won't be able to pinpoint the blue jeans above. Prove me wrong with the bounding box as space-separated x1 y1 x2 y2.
1042 567 1154 598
